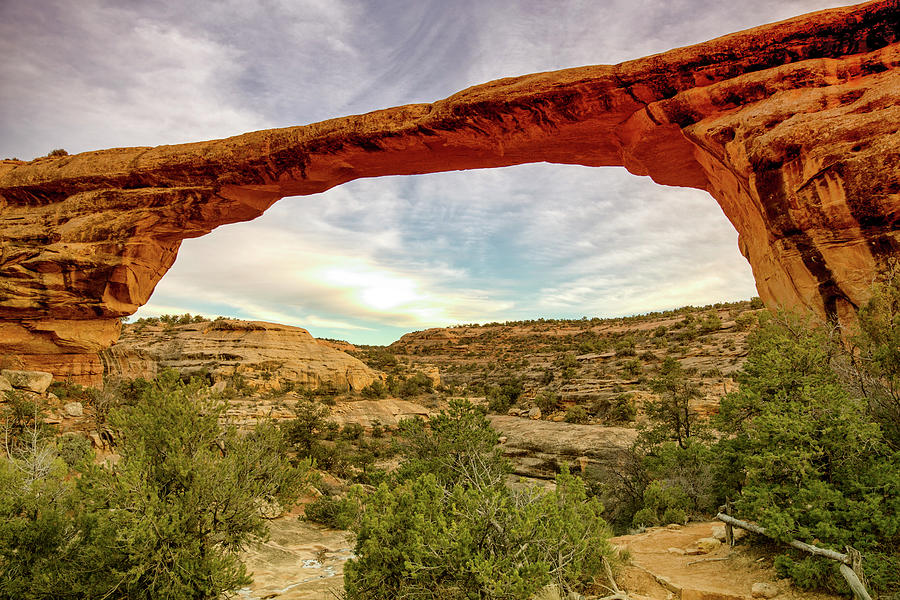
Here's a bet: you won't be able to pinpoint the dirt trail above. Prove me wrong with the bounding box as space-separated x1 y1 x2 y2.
612 522 843 600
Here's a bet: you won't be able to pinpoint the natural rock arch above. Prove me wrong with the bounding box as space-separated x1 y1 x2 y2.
1 0 898 384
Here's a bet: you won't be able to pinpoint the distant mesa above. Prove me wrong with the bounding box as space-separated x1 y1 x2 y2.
1 0 898 384
102 318 379 392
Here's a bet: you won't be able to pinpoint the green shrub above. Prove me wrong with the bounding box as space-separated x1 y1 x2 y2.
621 358 642 378
340 423 365 441
283 400 331 454
397 372 433 398
534 391 559 414
320 421 340 441
615 337 636 357
395 400 506 485
47 382 88 401
716 312 900 593
0 393 53 452
344 469 612 599
303 489 364 530
55 435 92 469
734 312 756 331
610 394 637 422
564 405 589 424
0 373 312 600
662 507 687 526
554 353 579 369
486 377 523 414
645 357 702 448
631 508 657 528
362 349 399 370
853 272 900 442
360 380 387 398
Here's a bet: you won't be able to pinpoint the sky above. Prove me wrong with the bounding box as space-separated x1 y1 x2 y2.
0 0 857 344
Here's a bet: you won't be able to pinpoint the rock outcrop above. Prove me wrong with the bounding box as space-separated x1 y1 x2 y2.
101 319 380 392
490 415 637 480
1 1 898 384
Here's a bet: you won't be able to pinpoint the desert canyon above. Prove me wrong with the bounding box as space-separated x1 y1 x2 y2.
0 0 897 384
2 2 900 599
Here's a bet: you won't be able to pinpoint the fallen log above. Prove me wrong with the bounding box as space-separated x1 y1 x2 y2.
714 513 872 600
715 513 849 563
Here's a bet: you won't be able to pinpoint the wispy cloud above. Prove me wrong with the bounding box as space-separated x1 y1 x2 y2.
3 0 851 343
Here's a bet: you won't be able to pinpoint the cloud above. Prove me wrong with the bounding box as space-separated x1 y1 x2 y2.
0 0 271 158
136 164 756 343
135 190 519 342
4 0 849 342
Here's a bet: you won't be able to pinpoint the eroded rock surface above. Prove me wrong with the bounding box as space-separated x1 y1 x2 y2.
490 415 637 479
101 319 379 392
238 517 352 600
1 1 898 383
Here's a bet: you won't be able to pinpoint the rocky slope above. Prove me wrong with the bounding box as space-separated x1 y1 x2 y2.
386 301 758 424
101 319 380 392
1 0 897 383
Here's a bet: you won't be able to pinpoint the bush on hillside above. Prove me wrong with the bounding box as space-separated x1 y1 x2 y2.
716 312 900 593
394 399 506 485
564 405 589 424
0 373 311 600
534 391 559 414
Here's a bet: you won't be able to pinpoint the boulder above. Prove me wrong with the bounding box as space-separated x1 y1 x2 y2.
712 523 747 542
1 369 53 394
687 537 722 555
64 401 84 417
751 582 779 599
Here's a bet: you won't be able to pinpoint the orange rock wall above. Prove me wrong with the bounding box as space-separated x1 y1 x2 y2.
1 0 898 384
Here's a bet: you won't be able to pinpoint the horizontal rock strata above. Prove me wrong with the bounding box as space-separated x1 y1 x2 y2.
1 0 898 383
101 319 380 392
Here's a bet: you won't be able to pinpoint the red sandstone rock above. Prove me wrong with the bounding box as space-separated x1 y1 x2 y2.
1 1 898 384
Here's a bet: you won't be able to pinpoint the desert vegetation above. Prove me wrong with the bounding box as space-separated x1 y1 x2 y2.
593 289 900 594
0 371 311 599
3 287 900 597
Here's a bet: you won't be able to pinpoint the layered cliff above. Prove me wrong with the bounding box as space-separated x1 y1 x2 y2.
1 0 898 384
100 319 379 392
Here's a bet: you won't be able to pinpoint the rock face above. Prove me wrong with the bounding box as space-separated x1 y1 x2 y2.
101 319 380 392
489 415 637 479
1 369 53 394
1 1 898 384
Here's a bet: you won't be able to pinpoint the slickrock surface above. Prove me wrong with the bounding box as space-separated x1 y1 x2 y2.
237 517 351 600
1 1 898 383
101 319 379 392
